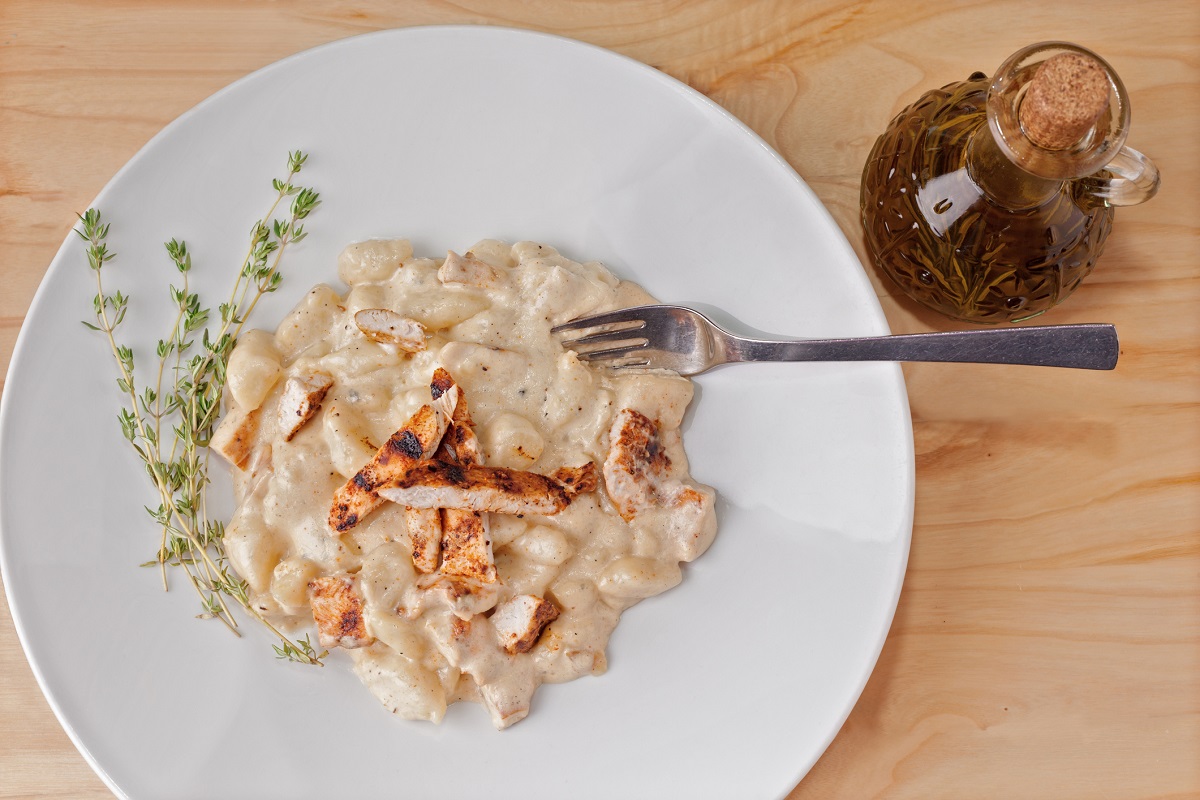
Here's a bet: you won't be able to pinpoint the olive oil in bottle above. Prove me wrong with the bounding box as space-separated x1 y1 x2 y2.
861 42 1159 323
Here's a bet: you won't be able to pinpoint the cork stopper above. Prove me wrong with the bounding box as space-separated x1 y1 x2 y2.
1020 53 1110 150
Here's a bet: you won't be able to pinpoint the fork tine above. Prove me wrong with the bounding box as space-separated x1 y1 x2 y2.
607 358 651 369
574 343 649 362
550 308 648 333
559 328 649 349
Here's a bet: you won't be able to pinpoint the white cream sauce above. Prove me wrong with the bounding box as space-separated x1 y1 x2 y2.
222 238 716 728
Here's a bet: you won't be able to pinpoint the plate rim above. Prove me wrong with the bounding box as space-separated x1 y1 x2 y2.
0 24 914 799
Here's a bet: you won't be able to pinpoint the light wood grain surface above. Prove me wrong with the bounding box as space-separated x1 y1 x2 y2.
2 2 1197 798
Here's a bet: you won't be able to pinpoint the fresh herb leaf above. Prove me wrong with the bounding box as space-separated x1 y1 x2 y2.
80 152 324 665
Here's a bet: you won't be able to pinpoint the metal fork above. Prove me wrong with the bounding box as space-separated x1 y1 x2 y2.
552 305 1119 375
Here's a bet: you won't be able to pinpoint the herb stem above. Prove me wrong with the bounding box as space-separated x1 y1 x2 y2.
78 151 323 665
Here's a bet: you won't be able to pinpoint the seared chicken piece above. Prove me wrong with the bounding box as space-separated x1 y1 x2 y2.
604 408 716 560
278 370 334 442
377 462 598 516
406 506 443 573
328 398 457 532
438 410 483 465
438 250 505 290
429 365 456 404
404 367 491 576
431 367 483 465
210 405 261 470
442 422 482 465
309 574 373 649
430 368 497 583
429 371 463 421
603 408 670 521
440 506 497 583
491 595 559 655
353 309 427 352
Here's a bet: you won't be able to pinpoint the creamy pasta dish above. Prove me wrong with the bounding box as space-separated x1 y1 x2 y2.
211 238 716 728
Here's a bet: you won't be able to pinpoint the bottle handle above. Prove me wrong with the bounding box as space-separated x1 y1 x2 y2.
1080 145 1161 206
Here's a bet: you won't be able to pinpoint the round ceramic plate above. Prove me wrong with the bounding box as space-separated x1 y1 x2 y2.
0 26 912 800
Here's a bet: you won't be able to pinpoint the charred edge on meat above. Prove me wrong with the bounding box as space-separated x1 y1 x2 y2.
430 367 454 400
387 429 424 460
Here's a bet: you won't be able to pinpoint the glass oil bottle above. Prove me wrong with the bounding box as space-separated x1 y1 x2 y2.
861 42 1159 323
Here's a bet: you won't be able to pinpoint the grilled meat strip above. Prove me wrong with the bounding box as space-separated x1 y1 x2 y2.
377 461 597 516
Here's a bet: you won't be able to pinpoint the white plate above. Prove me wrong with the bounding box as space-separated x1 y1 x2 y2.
0 26 912 799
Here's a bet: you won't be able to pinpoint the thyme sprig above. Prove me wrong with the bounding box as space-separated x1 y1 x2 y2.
79 151 327 665
274 634 325 664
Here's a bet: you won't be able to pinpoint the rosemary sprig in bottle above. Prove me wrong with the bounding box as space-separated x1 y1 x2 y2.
78 151 327 665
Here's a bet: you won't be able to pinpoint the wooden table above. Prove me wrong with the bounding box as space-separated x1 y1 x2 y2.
2 2 1196 797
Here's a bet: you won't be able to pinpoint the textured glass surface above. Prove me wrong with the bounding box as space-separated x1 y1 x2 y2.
861 77 1113 323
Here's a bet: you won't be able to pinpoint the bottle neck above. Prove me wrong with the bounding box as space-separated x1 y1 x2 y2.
966 125 1061 210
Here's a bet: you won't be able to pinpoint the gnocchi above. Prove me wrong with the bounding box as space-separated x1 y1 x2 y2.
220 238 716 729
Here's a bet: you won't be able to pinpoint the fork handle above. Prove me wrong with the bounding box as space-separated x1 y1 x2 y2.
731 324 1119 370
